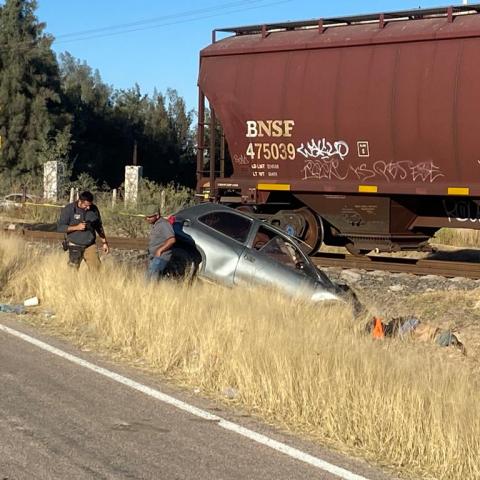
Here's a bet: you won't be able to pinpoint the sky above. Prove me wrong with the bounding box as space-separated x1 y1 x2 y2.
33 0 470 111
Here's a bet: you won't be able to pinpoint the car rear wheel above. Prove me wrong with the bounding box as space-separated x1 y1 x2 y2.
165 247 197 282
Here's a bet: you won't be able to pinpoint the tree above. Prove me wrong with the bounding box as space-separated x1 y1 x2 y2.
165 88 196 185
0 2 197 189
59 52 111 112
112 83 149 160
59 51 112 181
58 48 197 187
0 0 71 176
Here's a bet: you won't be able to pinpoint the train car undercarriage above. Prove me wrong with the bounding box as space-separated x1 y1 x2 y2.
202 183 479 255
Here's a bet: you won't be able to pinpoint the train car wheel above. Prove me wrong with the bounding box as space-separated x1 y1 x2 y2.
295 207 323 255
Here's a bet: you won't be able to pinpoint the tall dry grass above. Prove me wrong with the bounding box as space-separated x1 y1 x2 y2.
0 235 28 287
434 228 480 248
1 235 480 479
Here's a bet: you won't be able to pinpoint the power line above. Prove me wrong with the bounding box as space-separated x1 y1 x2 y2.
0 0 291 52
54 0 292 45
55 0 269 40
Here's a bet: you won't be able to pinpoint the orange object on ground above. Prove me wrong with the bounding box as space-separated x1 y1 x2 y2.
372 317 385 339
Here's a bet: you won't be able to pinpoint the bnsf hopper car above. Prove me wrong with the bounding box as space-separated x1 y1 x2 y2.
196 5 480 254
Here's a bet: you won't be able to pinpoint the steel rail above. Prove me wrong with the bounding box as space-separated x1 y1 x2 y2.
3 229 148 250
311 253 480 279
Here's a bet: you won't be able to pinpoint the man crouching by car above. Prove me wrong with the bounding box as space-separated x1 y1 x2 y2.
57 191 109 269
144 204 176 280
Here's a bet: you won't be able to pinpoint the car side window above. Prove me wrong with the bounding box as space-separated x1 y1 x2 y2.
199 211 252 244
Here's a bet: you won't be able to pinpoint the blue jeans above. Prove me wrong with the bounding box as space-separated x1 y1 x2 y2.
146 256 170 281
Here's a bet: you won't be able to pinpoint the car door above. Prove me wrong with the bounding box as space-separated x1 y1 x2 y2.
234 223 318 296
193 210 253 286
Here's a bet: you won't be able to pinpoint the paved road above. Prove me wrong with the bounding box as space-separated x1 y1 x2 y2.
0 316 395 480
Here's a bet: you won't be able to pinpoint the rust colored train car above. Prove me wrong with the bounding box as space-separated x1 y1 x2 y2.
196 5 480 254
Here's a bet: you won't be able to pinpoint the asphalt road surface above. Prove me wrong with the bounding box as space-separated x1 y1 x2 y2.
0 316 396 480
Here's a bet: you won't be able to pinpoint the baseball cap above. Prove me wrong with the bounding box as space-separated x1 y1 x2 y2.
144 204 160 217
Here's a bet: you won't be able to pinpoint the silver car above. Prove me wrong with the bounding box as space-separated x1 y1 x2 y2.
0 193 38 209
168 203 360 309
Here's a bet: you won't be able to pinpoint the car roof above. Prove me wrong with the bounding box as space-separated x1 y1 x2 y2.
175 202 300 243
176 202 252 221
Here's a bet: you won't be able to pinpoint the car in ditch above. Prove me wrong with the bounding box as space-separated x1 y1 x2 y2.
167 203 360 311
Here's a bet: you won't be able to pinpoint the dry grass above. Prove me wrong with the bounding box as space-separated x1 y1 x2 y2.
434 228 480 248
1 236 480 479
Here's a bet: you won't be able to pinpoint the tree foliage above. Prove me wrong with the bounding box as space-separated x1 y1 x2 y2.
0 0 197 189
0 0 70 176
58 56 196 188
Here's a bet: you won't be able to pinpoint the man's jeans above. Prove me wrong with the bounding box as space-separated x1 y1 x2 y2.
146 256 170 280
68 243 100 270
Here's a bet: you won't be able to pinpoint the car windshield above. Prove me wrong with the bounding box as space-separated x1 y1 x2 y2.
251 225 337 287
258 236 300 269
252 225 319 277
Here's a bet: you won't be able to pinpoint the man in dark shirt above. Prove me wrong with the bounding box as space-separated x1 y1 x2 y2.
57 191 109 269
144 204 176 280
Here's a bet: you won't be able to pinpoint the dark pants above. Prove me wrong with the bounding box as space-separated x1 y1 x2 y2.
68 244 100 269
68 245 85 268
146 256 170 280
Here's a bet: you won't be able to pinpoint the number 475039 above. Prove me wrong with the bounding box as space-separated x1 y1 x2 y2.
246 142 295 161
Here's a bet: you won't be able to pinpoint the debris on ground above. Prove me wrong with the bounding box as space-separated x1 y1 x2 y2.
0 296 41 315
222 387 239 400
0 303 25 314
388 285 404 292
366 316 466 355
23 296 39 306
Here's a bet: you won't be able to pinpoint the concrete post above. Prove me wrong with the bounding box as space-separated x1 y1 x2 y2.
112 188 117 208
69 187 75 203
43 161 64 202
124 165 143 205
160 189 166 215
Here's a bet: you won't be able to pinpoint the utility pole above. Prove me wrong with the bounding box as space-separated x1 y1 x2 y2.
133 140 138 166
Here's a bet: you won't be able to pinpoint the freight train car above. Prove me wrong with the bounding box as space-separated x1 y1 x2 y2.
196 5 480 254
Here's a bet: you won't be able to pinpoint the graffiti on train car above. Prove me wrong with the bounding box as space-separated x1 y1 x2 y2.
302 159 348 181
233 154 250 165
350 161 444 183
303 158 444 183
443 199 480 223
297 138 350 161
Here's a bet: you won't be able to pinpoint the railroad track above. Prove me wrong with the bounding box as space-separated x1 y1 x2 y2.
4 227 480 279
311 252 480 280
4 228 148 250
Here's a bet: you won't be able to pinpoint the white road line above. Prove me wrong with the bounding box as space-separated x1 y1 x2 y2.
0 323 370 480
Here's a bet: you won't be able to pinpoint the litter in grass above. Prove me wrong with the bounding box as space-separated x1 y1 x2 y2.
0 303 25 314
366 315 466 354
